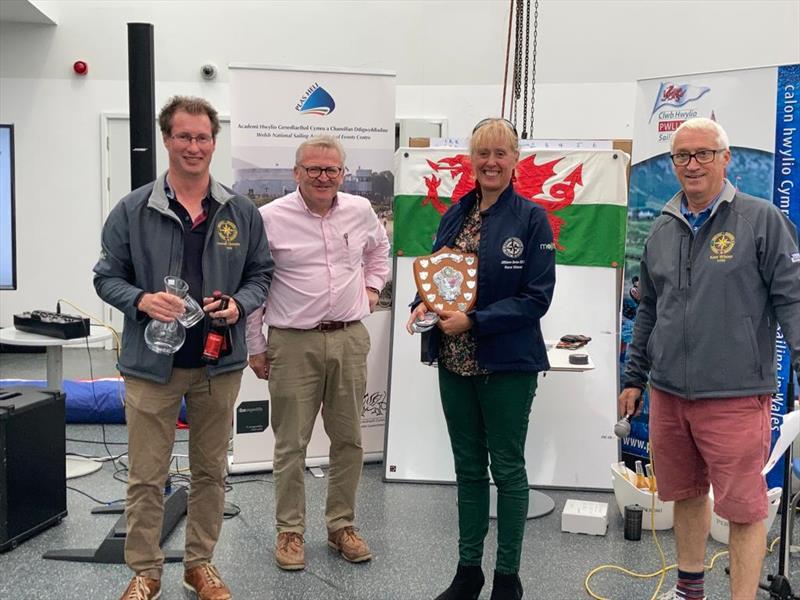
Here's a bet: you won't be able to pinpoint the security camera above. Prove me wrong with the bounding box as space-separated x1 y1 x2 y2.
200 63 218 80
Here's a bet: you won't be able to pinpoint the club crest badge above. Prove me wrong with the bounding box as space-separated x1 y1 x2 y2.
216 219 240 248
709 232 734 262
502 237 524 259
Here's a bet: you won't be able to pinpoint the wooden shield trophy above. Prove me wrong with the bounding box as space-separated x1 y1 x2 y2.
413 248 479 313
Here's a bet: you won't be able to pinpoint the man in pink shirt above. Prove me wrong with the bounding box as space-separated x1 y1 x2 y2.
246 136 390 572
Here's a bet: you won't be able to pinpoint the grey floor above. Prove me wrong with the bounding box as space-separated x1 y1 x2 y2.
0 349 796 600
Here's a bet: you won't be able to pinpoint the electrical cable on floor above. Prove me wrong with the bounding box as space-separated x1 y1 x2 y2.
66 485 125 506
66 451 126 462
226 476 275 486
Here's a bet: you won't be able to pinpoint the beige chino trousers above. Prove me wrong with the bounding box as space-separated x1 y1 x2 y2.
267 322 370 535
123 368 242 578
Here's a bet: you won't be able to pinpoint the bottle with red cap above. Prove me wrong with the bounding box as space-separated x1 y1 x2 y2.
201 291 232 365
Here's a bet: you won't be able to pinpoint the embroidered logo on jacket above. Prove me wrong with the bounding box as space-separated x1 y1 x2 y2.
502 237 524 258
709 232 735 262
216 220 240 248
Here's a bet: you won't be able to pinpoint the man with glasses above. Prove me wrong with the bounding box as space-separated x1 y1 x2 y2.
246 136 390 571
619 118 800 600
95 96 273 600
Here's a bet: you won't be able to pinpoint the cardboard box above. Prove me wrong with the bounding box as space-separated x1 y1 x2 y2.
408 137 430 148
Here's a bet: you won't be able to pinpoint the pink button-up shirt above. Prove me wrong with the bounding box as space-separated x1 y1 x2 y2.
246 189 390 353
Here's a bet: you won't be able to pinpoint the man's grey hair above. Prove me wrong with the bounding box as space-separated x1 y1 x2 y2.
671 118 730 151
295 136 347 165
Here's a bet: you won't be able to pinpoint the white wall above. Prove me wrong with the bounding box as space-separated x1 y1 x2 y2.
0 0 798 325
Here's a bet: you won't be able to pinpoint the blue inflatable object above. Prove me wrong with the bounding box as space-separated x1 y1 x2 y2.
0 379 188 424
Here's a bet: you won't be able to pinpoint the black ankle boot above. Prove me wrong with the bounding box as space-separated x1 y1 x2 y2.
489 571 523 600
434 564 485 600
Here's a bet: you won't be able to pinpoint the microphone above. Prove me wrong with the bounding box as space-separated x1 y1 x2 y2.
614 398 641 438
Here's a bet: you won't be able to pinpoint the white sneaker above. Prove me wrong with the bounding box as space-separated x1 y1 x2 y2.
656 588 707 600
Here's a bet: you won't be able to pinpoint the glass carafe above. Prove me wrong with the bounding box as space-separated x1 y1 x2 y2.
143 276 189 355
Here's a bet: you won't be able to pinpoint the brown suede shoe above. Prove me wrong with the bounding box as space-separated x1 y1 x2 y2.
275 531 305 571
327 526 372 563
119 575 161 600
183 563 231 600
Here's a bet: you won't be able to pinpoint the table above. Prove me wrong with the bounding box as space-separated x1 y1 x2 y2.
0 325 112 390
489 341 595 519
0 325 113 479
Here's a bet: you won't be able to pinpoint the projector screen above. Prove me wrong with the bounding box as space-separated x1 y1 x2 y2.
0 124 16 290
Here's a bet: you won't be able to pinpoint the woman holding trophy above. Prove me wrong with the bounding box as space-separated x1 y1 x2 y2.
406 118 556 600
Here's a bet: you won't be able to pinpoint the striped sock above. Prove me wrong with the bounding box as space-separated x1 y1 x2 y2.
676 569 704 599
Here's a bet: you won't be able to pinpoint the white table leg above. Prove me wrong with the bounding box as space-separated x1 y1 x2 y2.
46 346 64 390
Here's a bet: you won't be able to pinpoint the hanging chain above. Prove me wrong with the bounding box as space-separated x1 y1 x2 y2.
511 0 523 127
521 0 531 138
501 0 514 117
529 0 539 137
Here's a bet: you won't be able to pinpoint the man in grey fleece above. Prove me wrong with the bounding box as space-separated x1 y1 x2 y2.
94 96 272 600
619 118 800 600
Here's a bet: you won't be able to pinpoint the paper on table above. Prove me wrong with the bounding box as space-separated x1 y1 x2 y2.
762 410 800 475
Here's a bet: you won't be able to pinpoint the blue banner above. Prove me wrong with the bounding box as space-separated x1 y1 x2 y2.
768 63 800 488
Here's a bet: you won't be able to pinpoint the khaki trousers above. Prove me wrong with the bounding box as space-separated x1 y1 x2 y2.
123 368 243 578
267 322 370 535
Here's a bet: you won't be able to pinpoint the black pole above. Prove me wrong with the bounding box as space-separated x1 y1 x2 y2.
127 23 156 190
758 364 799 600
779 370 794 577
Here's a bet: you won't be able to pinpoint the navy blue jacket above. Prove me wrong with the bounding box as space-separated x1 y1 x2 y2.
422 184 556 372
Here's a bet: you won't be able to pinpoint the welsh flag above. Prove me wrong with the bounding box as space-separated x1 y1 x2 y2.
393 148 630 268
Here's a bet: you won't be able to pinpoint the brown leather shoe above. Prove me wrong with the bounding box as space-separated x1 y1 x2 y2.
327 526 372 563
183 563 231 600
275 531 305 571
119 575 161 600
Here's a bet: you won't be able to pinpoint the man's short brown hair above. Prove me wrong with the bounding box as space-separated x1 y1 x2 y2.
158 95 220 138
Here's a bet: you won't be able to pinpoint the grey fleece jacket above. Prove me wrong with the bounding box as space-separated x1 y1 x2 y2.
624 180 800 399
93 173 274 384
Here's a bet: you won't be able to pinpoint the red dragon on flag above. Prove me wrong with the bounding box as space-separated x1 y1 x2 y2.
420 153 584 250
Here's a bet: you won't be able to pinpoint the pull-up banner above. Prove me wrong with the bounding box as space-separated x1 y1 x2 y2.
227 64 396 473
624 64 800 488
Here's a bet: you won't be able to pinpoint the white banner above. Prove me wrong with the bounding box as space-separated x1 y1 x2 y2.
632 66 778 164
227 64 396 473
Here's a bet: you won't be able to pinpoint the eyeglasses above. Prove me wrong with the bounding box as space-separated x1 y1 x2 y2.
670 149 725 166
170 133 214 147
299 166 343 179
472 118 518 137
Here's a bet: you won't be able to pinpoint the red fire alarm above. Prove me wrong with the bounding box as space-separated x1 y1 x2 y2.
73 60 88 76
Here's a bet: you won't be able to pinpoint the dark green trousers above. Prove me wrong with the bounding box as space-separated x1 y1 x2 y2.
438 367 538 574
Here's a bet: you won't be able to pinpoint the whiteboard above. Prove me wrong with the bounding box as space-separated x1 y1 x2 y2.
384 258 619 490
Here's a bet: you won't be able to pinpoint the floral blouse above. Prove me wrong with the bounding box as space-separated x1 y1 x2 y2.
438 201 490 376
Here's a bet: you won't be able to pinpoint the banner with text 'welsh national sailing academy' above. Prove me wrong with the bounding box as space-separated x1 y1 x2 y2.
228 64 395 473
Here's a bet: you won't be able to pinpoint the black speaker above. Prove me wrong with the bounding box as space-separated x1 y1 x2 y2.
127 22 156 190
0 388 67 551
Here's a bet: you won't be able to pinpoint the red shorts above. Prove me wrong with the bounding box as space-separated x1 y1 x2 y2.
649 387 771 524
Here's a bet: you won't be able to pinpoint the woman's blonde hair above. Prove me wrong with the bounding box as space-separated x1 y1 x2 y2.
469 118 519 154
